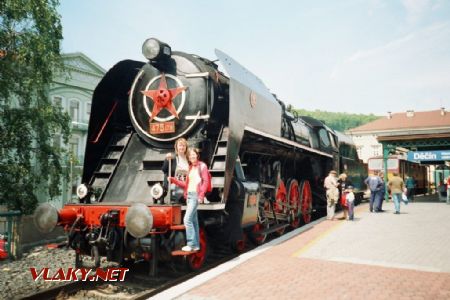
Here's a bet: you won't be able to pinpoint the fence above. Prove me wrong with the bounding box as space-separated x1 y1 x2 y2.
0 210 21 260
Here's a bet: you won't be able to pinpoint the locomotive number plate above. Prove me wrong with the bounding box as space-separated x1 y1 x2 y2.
149 122 175 134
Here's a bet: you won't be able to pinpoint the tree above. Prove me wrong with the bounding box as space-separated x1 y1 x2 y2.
0 0 70 214
295 109 380 132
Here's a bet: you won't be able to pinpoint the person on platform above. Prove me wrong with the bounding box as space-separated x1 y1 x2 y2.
365 171 383 212
338 173 352 219
377 172 386 212
446 176 450 205
405 175 416 203
169 148 210 252
324 170 339 220
162 138 189 204
346 186 355 221
388 172 405 214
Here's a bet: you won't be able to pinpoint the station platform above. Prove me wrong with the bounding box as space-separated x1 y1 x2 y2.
153 194 450 300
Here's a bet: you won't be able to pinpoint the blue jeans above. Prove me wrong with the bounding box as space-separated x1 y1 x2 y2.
184 192 200 248
392 193 402 213
369 190 379 212
347 200 354 220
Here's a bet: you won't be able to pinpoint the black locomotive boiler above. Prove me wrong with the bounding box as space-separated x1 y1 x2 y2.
34 38 360 274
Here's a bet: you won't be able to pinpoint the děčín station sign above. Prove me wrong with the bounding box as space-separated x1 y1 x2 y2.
407 150 450 162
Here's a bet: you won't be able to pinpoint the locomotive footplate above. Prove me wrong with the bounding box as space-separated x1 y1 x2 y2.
171 250 199 256
181 203 226 210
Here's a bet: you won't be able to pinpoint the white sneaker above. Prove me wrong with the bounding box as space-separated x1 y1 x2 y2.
193 246 200 251
203 198 210 204
182 245 194 252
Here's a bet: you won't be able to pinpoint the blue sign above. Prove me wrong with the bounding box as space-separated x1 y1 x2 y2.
407 150 450 162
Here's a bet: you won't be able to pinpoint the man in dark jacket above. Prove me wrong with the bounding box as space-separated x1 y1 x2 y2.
365 171 383 212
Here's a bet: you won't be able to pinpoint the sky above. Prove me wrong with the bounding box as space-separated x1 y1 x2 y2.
58 0 450 115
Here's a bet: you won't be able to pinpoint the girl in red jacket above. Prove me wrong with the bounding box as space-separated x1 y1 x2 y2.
169 148 210 252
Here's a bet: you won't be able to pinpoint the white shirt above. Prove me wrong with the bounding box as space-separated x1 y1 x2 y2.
346 192 355 202
187 166 201 192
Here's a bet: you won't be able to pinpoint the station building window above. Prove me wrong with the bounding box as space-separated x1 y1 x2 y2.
372 145 381 157
86 102 91 116
53 96 63 108
69 136 79 159
70 99 80 122
356 146 362 158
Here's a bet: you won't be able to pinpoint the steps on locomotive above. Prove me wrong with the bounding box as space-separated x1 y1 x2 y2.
90 132 133 198
171 250 199 256
209 126 229 189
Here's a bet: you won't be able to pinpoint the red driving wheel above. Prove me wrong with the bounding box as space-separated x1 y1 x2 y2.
274 180 288 235
250 222 268 245
300 180 313 224
187 227 207 270
288 179 301 228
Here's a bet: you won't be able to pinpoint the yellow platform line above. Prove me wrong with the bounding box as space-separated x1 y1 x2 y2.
292 221 346 258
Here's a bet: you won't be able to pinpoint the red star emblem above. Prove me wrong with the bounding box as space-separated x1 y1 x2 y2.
141 73 187 122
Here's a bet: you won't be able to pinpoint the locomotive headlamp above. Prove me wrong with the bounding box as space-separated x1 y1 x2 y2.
150 183 164 200
76 184 88 199
142 38 171 61
125 203 153 238
34 203 58 233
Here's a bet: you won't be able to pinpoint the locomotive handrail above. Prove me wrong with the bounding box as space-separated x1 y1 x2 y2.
90 100 118 144
244 126 333 158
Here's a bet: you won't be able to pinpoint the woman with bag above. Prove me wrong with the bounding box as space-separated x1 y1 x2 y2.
338 173 352 220
169 148 211 252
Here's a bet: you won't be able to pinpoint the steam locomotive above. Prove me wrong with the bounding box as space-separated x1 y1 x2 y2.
34 38 365 274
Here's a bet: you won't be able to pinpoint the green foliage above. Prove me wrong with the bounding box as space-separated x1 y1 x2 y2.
0 0 70 214
295 109 380 132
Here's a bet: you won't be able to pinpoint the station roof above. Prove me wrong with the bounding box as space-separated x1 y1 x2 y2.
347 109 450 133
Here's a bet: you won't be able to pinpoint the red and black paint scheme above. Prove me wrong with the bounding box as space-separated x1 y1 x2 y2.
34 38 366 275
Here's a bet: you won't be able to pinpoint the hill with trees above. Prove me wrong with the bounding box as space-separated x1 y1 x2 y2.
294 109 380 132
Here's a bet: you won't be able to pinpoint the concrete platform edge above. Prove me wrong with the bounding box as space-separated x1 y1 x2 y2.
150 216 326 300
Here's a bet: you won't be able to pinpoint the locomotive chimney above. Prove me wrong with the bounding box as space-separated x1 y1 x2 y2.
441 107 446 116
406 110 414 117
387 111 392 119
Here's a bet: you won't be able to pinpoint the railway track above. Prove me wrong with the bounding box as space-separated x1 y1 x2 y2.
21 209 329 300
20 244 243 300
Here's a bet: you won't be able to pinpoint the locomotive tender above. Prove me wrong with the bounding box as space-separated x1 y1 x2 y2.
34 38 362 273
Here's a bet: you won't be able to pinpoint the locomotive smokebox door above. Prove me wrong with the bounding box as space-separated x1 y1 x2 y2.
215 49 282 201
129 55 209 147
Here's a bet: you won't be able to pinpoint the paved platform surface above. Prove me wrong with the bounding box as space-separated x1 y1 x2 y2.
153 194 450 300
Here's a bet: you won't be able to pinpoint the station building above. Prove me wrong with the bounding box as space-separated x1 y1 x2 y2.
346 108 450 193
46 53 105 208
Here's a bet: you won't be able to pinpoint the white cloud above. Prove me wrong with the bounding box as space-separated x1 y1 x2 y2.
330 21 450 80
401 0 433 23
